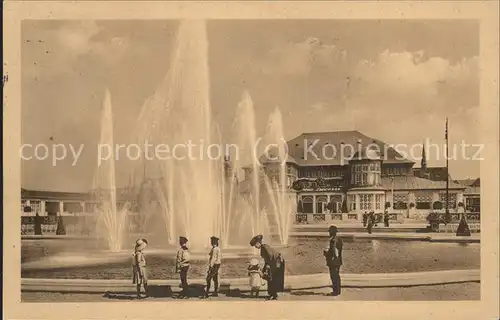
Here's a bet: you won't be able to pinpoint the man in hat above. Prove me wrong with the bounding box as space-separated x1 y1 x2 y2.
249 235 285 300
323 225 343 296
176 236 190 298
132 238 148 298
204 236 222 298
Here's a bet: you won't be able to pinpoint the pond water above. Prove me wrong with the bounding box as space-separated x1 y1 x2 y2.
21 237 480 280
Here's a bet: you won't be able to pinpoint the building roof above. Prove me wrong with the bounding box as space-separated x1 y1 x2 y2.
381 176 466 191
286 131 413 167
454 178 480 187
21 188 91 201
21 188 136 202
464 186 480 195
413 167 452 181
258 150 299 166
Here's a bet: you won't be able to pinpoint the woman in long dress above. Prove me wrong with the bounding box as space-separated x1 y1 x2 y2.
249 235 285 300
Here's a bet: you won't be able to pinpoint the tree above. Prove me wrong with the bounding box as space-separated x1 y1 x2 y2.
34 213 42 235
56 214 66 235
341 199 348 213
432 201 443 210
456 215 471 236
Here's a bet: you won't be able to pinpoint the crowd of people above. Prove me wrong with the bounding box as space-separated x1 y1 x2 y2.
131 225 343 300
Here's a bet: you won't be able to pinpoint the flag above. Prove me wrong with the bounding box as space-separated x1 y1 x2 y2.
445 118 448 140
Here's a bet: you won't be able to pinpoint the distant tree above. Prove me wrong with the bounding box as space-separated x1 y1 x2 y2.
34 213 42 235
456 215 471 236
56 214 66 235
341 199 348 213
432 201 443 210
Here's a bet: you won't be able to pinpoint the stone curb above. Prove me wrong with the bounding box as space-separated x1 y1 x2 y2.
21 233 480 243
290 232 480 243
21 269 480 294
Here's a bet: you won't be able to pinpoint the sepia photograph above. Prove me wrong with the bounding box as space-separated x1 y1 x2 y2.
3 1 499 320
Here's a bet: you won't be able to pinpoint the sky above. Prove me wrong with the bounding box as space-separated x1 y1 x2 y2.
21 20 480 192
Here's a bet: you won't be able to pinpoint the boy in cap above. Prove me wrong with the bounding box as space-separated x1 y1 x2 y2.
132 238 148 298
323 225 343 296
203 236 222 298
249 234 285 300
176 236 190 298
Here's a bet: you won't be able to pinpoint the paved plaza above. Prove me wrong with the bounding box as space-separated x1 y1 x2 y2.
22 282 480 302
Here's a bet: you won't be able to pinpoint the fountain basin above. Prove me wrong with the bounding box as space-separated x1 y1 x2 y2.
22 236 480 280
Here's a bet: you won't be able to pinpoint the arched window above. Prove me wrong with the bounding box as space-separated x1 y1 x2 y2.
316 195 328 214
301 196 313 214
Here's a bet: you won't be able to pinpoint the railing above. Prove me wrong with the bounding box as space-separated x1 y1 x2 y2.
426 212 480 232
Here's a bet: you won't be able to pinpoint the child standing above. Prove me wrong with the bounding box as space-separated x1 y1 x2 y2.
248 258 263 298
204 236 222 298
176 236 190 298
132 238 148 299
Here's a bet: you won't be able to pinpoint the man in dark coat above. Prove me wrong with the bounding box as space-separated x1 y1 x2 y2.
250 235 285 300
323 225 343 296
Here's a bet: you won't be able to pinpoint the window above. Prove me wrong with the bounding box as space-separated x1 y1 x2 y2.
302 196 314 214
362 173 368 185
360 194 373 210
393 193 408 210
29 200 42 214
316 196 328 214
415 192 432 209
349 195 356 211
439 193 457 209
64 202 83 213
355 173 361 185
375 195 382 210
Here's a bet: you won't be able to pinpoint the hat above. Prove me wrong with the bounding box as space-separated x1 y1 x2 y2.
249 234 263 246
249 258 259 266
179 236 188 244
135 238 148 251
328 225 338 234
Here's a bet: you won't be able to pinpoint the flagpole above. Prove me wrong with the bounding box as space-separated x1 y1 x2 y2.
445 117 449 222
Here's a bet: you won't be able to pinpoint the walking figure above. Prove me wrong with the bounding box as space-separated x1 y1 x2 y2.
383 210 390 227
367 212 374 234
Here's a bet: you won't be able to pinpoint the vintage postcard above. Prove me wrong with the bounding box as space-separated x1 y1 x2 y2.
3 1 499 319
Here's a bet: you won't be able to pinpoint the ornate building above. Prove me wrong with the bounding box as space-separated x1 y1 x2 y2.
251 130 469 223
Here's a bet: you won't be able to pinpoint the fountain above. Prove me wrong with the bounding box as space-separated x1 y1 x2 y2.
129 19 295 251
93 89 129 252
19 20 481 288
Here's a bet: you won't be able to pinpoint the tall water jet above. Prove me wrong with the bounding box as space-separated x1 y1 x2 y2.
260 107 295 245
131 20 293 250
94 89 128 252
